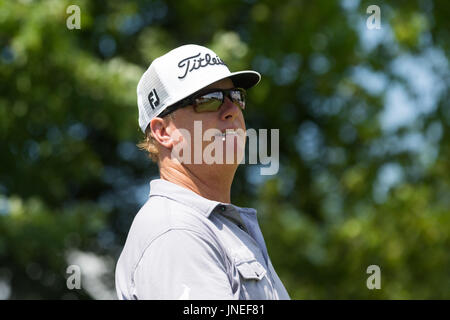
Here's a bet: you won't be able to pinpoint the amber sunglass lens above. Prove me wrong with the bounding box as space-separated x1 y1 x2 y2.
194 97 222 112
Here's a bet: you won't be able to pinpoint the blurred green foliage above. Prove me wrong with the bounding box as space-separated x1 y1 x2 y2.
0 0 449 299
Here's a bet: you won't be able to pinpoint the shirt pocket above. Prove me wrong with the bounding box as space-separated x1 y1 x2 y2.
232 246 267 281
235 258 271 299
232 248 271 299
235 259 267 281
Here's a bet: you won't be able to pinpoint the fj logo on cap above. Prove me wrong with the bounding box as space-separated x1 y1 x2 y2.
148 88 160 109
177 52 226 79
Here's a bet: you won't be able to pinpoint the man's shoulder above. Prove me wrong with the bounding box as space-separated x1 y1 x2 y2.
130 194 214 242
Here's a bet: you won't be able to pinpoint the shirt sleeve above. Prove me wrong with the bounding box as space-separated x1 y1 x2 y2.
133 228 235 300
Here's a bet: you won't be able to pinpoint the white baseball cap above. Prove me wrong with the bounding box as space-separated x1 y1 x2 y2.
137 44 261 133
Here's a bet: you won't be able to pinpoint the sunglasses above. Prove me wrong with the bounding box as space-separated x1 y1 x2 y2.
158 88 246 118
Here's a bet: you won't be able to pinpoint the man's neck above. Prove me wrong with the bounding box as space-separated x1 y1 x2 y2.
159 163 236 204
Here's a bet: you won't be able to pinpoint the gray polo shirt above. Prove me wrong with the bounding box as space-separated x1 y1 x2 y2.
115 179 290 300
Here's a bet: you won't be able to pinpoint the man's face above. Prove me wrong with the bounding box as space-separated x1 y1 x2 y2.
169 78 246 165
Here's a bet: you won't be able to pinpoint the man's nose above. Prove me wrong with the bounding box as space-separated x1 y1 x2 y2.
220 97 241 121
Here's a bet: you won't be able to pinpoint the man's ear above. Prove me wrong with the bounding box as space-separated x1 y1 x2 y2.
149 117 173 150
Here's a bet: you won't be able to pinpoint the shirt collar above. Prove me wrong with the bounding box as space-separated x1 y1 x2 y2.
149 179 222 218
148 179 257 219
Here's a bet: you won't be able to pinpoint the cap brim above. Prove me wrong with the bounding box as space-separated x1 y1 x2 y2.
228 70 261 89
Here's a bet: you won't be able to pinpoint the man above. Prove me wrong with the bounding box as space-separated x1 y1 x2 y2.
115 44 290 300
